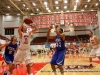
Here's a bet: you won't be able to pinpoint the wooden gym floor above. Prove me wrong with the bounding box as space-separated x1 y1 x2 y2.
0 53 100 75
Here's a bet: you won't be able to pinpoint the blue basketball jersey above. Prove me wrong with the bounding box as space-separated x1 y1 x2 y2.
55 35 65 51
4 42 18 56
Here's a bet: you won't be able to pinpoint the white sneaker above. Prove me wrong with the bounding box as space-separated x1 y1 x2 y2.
27 73 34 75
7 71 11 75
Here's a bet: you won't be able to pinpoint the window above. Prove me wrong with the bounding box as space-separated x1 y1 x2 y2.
5 29 14 35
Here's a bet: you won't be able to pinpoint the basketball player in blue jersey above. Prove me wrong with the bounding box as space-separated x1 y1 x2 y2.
0 36 18 75
47 25 66 75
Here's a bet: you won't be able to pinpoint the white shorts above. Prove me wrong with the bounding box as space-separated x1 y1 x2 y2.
89 48 100 57
96 47 100 56
13 49 33 65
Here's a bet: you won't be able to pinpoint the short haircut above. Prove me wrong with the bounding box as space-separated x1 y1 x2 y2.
60 28 64 33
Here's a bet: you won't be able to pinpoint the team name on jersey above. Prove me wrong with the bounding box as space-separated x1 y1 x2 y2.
55 38 61 42
8 46 15 51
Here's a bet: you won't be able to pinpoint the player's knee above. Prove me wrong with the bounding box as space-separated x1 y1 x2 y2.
26 63 33 67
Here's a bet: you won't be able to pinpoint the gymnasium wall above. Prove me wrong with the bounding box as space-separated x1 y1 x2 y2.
0 15 22 40
0 15 3 35
34 25 98 37
0 15 99 41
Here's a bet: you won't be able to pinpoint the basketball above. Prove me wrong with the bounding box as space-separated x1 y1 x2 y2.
24 18 33 25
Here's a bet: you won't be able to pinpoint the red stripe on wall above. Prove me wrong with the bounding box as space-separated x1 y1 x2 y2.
4 27 19 29
4 26 99 32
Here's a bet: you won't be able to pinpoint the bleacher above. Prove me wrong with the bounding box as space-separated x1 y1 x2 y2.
48 39 55 43
77 35 89 43
65 36 78 42
31 35 90 45
31 37 47 45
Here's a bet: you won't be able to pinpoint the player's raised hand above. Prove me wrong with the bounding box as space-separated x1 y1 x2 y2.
50 25 53 29
55 25 59 29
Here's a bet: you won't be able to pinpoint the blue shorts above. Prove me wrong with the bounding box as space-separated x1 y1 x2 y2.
3 54 14 64
50 50 66 65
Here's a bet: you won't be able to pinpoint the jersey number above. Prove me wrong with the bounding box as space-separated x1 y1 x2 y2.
24 38 28 44
56 42 61 47
9 51 12 54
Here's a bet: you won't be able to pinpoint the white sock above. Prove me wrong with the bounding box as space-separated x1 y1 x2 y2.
28 73 33 75
7 71 11 75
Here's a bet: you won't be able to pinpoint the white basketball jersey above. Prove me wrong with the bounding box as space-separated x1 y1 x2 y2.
90 35 99 48
19 32 30 50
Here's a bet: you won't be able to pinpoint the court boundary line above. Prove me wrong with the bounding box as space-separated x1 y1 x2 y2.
35 64 49 75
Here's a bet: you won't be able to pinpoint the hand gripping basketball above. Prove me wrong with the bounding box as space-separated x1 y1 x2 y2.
24 18 33 25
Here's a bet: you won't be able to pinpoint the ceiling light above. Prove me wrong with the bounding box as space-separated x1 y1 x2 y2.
30 13 34 15
56 7 59 9
73 5 77 10
76 0 79 3
64 6 67 9
48 10 51 12
7 6 10 9
55 1 59 4
81 9 84 11
96 3 98 6
46 7 49 10
66 10 70 12
99 0 100 1
6 14 9 15
64 0 68 3
44 2 48 5
32 3 36 6
61 11 64 13
91 9 94 11
54 12 57 13
36 8 39 11
39 12 43 14
54 12 60 13
87 0 91 2
85 5 87 8
17 14 20 15
23 4 26 7
27 8 29 10
18 0 21 1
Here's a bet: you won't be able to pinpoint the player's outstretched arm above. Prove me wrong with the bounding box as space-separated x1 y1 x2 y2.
55 25 65 41
18 21 24 38
47 26 55 39
0 42 9 50
31 25 38 34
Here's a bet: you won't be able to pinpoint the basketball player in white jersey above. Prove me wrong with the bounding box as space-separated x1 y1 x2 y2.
88 31 100 68
8 21 38 75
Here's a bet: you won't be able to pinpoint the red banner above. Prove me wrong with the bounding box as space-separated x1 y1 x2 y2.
30 12 98 28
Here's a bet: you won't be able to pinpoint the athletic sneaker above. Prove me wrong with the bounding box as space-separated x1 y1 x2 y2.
27 73 34 75
3 70 7 75
88 64 93 69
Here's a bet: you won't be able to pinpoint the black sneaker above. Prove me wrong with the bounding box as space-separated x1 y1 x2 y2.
3 70 7 75
88 64 93 69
